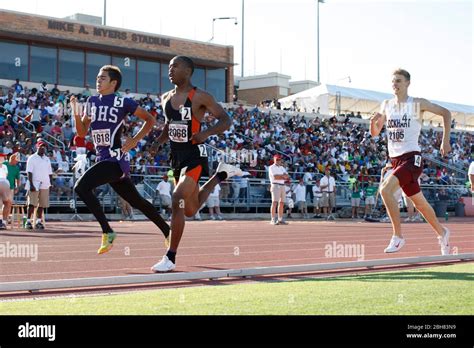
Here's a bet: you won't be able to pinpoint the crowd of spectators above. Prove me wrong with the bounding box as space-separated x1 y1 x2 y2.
210 104 472 185
0 79 472 205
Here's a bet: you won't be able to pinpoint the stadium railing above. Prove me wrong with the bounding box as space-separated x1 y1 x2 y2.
10 173 469 216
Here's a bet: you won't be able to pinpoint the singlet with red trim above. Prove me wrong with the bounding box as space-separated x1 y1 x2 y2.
164 87 201 152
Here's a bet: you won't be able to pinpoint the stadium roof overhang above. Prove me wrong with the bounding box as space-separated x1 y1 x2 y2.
279 84 474 129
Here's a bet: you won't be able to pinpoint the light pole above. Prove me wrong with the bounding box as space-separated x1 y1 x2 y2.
316 0 325 84
209 17 238 42
103 0 107 26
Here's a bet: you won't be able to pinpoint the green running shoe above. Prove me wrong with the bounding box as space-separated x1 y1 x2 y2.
98 231 117 254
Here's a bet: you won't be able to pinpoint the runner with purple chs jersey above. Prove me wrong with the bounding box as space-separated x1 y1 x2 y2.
70 65 169 254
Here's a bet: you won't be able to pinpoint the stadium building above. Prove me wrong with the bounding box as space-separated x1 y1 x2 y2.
0 10 234 101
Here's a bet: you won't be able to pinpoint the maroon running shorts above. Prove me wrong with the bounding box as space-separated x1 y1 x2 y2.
391 151 423 197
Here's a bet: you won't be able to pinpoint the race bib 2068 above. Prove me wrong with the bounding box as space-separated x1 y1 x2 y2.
169 123 188 143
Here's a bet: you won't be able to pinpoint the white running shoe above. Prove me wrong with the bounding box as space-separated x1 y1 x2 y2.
216 162 243 179
404 217 412 222
438 227 451 256
384 236 406 253
151 255 176 273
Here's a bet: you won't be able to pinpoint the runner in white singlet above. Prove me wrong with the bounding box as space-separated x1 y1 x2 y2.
370 68 452 255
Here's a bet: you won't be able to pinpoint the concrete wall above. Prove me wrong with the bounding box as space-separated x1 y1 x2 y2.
238 86 288 105
237 72 291 105
290 80 320 95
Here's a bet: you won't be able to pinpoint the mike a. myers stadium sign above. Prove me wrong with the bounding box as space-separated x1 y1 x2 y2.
47 20 171 47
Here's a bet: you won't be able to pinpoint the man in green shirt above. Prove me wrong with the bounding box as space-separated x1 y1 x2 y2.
364 179 377 219
0 153 21 217
351 180 361 219
348 174 357 190
5 153 21 195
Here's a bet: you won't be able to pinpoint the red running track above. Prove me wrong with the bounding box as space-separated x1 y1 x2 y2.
1 218 472 286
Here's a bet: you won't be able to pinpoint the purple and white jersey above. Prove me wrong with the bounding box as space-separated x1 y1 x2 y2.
86 94 138 174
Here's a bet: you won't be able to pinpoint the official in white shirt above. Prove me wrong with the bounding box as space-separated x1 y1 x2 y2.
320 167 336 219
206 184 223 220
293 178 308 218
303 171 313 201
156 174 172 219
268 154 290 225
312 178 323 218
25 141 53 229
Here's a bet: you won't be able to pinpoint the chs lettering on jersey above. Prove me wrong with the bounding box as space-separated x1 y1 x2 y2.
85 94 138 174
85 95 137 152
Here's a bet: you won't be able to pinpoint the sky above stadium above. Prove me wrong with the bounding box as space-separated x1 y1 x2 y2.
0 0 472 105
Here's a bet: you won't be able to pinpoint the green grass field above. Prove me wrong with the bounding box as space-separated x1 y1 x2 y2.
1 263 473 315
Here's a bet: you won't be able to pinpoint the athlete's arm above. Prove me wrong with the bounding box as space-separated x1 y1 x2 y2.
70 95 91 138
122 107 155 152
418 98 452 156
155 123 169 146
191 92 231 144
154 92 171 146
370 100 387 137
